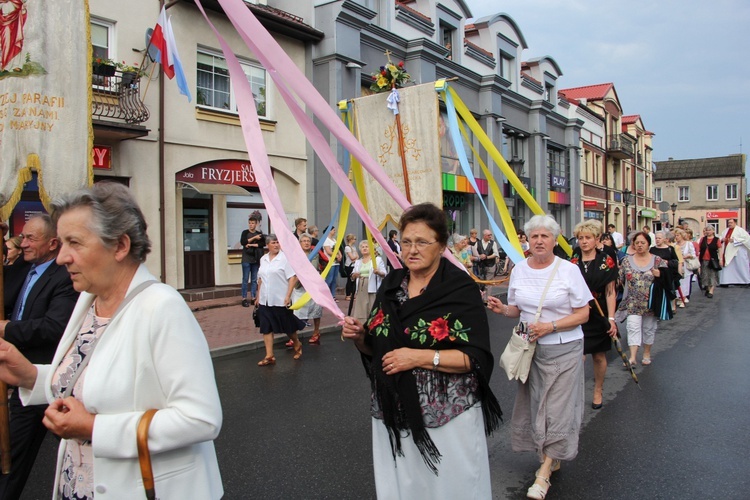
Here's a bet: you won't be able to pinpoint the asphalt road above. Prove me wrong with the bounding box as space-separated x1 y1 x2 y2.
18 286 750 499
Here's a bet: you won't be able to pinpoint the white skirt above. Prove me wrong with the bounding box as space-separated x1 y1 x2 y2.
371 404 491 500
720 246 750 285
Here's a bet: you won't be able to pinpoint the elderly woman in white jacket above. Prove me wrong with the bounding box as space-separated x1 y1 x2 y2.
0 183 222 499
351 240 387 324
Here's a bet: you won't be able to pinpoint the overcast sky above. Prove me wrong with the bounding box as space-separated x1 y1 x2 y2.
467 0 750 165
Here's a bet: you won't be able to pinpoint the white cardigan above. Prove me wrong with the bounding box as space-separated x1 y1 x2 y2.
21 265 223 499
353 256 386 293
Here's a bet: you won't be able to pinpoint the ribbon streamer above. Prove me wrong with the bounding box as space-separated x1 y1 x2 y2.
446 86 573 256
194 1 341 317
442 88 524 264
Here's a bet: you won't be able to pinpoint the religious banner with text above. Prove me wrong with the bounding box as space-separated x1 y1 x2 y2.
0 0 92 219
351 82 441 228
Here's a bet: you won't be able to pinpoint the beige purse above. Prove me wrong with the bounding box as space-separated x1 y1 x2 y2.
499 259 561 383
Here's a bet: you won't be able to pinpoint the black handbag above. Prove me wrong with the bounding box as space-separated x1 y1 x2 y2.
252 306 261 327
709 257 722 271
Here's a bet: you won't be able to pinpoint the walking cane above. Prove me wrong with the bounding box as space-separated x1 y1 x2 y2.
592 298 640 389
0 262 11 474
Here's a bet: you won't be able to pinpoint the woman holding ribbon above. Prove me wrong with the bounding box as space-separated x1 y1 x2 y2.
255 234 306 365
341 203 502 498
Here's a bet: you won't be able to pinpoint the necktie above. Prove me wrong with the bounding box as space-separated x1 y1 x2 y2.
12 268 37 321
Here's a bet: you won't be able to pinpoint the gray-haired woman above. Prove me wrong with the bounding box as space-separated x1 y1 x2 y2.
255 234 306 365
0 182 223 498
486 214 591 499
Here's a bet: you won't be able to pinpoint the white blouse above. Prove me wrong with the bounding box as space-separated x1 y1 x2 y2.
507 257 593 345
258 251 296 306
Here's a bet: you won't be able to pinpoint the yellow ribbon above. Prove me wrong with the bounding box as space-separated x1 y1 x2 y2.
447 86 572 256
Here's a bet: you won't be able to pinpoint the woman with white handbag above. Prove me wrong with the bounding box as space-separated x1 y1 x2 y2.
486 215 591 499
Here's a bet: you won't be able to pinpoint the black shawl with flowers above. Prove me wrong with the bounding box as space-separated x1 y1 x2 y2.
362 257 502 474
570 249 618 335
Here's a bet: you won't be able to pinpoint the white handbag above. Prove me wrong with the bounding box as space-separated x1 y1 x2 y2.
499 259 561 383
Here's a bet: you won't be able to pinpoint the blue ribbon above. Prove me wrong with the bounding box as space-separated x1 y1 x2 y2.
443 90 524 264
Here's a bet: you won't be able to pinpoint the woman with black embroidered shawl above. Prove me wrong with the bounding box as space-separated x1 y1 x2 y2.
571 220 618 410
342 203 502 499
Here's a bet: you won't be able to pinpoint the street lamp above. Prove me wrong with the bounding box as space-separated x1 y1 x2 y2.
670 202 677 228
622 188 632 234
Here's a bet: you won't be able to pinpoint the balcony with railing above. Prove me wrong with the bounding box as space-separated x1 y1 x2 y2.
607 134 634 159
92 67 150 140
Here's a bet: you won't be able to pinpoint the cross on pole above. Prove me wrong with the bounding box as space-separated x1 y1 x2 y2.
384 49 393 63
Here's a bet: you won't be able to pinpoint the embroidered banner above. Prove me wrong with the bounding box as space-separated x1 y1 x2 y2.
351 83 442 228
0 0 92 218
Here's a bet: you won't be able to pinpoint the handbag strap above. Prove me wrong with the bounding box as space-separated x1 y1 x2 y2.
533 258 562 323
62 280 159 398
137 409 159 500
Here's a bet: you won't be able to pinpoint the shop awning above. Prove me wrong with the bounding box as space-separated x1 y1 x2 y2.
177 181 251 196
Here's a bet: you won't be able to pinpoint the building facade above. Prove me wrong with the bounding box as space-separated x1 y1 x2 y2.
560 83 655 236
5 0 324 290
306 0 582 238
653 155 747 236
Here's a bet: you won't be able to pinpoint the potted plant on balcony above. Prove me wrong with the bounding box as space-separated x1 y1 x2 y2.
93 57 117 76
117 61 147 87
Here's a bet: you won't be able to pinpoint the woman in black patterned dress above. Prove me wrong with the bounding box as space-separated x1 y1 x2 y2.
572 220 618 410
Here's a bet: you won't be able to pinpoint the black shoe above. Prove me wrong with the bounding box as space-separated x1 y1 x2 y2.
242 299 249 307
592 402 603 410
707 293 713 298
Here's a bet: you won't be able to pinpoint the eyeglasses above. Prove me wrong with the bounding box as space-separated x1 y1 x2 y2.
401 239 437 250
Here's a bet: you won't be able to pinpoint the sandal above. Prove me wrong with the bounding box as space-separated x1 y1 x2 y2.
293 342 303 360
308 334 320 344
527 472 551 499
641 358 652 365
285 339 294 348
257 356 276 367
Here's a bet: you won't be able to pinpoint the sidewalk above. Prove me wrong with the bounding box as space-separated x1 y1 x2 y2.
193 283 508 358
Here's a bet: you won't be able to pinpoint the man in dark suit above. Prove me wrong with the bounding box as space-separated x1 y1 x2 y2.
0 214 78 500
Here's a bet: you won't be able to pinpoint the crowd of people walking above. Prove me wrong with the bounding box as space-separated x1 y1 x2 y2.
1 193 747 499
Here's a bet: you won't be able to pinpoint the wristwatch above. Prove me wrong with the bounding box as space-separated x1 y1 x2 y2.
432 350 440 370
551 321 558 333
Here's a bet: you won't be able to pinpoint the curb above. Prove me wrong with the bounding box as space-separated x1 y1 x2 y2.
209 324 342 359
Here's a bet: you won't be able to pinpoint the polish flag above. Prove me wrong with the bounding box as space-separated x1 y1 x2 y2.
150 7 191 101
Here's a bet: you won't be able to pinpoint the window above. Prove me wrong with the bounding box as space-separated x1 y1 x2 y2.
726 183 738 200
440 111 472 174
91 19 114 86
500 53 514 82
547 148 569 192
544 83 554 103
706 184 718 201
654 187 662 202
440 24 455 60
196 50 268 117
91 19 113 63
678 186 690 202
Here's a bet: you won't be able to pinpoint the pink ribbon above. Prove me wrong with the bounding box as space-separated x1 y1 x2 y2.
214 0 464 270
193 1 342 317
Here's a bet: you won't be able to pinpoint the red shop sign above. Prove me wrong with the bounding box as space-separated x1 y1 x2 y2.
176 159 259 187
583 200 598 208
706 211 738 219
93 145 111 169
